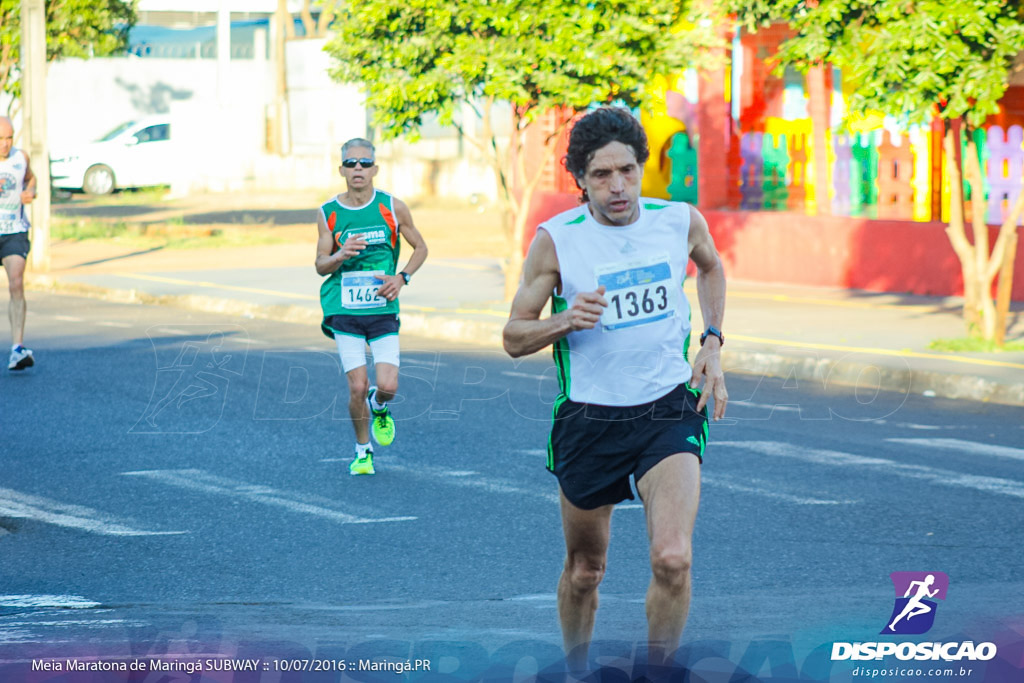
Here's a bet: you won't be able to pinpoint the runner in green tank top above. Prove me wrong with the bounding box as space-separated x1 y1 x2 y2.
315 138 429 476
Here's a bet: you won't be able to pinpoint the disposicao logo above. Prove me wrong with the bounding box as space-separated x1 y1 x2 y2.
882 571 949 635
831 571 997 663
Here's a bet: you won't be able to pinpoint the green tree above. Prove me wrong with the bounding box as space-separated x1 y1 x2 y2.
325 0 725 299
1 0 137 117
722 0 1024 344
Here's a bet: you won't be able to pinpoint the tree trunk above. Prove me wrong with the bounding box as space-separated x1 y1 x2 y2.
300 0 316 37
993 227 1018 347
942 121 981 335
990 189 1024 346
316 0 338 37
963 133 998 339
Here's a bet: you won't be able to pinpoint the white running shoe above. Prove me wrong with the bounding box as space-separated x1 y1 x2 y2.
8 346 34 371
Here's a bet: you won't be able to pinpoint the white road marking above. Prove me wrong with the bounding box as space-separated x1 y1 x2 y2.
502 371 551 381
890 423 950 431
718 441 1024 499
122 469 416 524
517 449 547 457
887 438 1024 462
96 321 132 328
0 488 187 537
0 595 101 609
703 474 857 505
385 458 561 504
51 315 84 322
730 402 800 412
153 327 189 336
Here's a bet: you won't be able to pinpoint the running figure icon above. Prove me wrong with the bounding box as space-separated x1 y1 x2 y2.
888 574 939 631
882 571 949 635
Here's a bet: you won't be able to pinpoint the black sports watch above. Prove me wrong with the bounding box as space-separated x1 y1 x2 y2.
399 271 411 285
700 326 724 346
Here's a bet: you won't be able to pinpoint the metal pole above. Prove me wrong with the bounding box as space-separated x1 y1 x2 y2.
21 0 50 272
218 0 231 108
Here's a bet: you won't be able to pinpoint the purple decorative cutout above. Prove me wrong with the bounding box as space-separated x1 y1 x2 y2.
832 133 853 215
740 132 765 210
985 125 1024 225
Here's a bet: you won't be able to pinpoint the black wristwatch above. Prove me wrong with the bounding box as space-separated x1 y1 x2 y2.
700 326 724 346
399 271 411 285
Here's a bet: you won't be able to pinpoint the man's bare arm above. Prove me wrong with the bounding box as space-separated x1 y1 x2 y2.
686 205 728 420
314 209 365 276
503 230 607 358
21 152 36 204
376 197 428 301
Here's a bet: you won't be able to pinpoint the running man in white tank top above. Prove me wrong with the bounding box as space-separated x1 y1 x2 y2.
0 116 38 371
504 107 728 673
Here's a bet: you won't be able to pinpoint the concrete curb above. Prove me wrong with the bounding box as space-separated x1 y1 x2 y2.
723 349 1024 406
25 275 1024 407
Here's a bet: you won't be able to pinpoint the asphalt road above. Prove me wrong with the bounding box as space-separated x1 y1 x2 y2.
1 293 1022 680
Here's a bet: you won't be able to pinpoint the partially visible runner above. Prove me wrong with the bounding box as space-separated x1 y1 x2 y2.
316 138 428 475
0 115 37 371
503 107 728 672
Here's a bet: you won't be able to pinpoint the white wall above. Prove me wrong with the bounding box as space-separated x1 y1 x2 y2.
38 38 501 199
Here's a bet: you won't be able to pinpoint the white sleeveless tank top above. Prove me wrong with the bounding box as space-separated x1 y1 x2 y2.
0 149 30 235
541 198 694 406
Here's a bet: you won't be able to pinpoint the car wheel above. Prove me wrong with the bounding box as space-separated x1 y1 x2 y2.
83 165 116 195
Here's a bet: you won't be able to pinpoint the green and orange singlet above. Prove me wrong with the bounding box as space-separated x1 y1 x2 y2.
319 190 402 334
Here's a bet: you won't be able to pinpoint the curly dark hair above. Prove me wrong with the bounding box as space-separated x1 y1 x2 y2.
563 107 650 197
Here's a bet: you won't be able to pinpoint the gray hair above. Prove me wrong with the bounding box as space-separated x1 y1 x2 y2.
341 137 375 160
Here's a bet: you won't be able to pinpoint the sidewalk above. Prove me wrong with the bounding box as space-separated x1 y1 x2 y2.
21 194 1024 407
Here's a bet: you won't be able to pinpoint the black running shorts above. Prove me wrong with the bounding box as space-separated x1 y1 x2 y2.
322 313 400 341
0 232 30 261
548 383 709 510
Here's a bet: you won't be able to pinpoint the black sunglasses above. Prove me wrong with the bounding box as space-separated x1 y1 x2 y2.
342 158 375 168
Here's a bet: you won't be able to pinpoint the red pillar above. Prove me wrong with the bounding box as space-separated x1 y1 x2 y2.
697 59 730 210
807 64 832 215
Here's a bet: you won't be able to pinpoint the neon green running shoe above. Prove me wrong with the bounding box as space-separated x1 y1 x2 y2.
349 448 375 476
367 386 396 446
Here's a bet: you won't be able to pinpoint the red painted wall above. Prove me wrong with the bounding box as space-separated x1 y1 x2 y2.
523 193 1024 301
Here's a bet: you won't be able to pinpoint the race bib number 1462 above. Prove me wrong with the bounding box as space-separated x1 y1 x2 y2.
341 271 387 309
595 255 676 331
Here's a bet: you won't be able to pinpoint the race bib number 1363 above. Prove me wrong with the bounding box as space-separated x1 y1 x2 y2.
595 255 676 331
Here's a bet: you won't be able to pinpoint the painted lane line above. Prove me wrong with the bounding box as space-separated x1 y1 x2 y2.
113 272 315 301
0 595 101 609
887 438 1024 462
122 469 415 524
384 458 561 505
502 371 552 381
96 321 133 328
0 488 187 537
114 272 509 319
517 449 547 457
717 441 1024 499
730 402 800 412
703 474 857 505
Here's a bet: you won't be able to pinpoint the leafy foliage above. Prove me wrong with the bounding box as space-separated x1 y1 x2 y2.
325 0 724 139
1 0 137 104
721 0 1024 126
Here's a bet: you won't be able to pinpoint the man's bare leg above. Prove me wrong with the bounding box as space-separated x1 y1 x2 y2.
372 361 398 402
557 491 614 672
346 366 371 444
636 453 701 666
4 255 27 347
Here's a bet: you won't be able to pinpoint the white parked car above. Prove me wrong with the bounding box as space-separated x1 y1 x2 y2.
50 117 174 195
